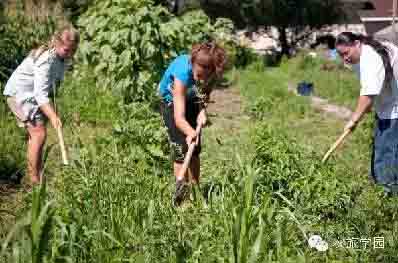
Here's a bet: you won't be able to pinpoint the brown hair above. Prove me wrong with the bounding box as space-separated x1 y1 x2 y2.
191 41 227 78
30 24 80 60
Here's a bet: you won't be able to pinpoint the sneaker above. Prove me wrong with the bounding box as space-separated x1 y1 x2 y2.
173 179 189 207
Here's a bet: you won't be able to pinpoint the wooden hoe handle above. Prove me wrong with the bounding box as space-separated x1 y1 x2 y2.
56 126 69 165
178 124 202 179
322 129 351 163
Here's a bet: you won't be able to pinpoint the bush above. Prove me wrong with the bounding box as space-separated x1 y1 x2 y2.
63 0 92 22
252 124 356 218
112 102 169 168
0 15 55 85
234 45 259 68
77 0 215 103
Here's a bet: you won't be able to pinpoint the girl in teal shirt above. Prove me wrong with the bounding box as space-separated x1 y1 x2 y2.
159 42 226 206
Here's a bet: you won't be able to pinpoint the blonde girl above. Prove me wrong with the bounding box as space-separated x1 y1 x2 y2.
3 24 79 184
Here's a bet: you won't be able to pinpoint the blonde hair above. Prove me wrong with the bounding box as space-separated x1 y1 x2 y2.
30 24 80 60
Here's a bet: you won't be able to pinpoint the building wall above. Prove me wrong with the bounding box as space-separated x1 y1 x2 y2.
369 0 393 17
322 24 367 36
364 21 391 35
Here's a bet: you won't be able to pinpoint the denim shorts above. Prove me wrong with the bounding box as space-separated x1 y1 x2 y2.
160 98 202 163
371 116 398 193
6 96 46 127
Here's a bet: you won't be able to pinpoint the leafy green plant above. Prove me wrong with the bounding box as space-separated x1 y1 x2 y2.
0 96 26 184
231 162 264 263
1 183 56 263
0 14 55 84
77 0 215 103
112 102 169 166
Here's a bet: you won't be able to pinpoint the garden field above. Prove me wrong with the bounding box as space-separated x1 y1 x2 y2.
1 1 397 262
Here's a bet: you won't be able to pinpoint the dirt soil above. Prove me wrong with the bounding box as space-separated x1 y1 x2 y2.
206 87 250 134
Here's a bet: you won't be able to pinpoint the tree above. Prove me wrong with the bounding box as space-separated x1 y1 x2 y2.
154 0 200 15
153 0 178 13
63 0 92 22
199 0 343 56
0 1 4 23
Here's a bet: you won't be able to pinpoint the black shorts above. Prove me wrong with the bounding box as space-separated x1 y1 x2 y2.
161 98 202 163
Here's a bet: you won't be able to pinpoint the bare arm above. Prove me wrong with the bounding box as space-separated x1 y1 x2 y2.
172 79 196 138
345 95 373 131
351 95 373 123
40 103 61 127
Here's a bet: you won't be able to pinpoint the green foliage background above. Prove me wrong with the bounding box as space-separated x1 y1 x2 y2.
0 16 55 84
77 0 216 103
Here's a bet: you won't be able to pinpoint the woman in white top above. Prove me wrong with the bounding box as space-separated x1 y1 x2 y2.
336 32 398 195
3 25 79 184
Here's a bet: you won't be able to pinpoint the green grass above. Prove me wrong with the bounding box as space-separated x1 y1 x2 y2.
236 58 398 262
0 95 27 237
1 57 397 262
239 57 372 174
286 53 359 109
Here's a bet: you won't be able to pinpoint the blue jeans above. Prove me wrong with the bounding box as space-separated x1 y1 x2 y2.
372 117 398 193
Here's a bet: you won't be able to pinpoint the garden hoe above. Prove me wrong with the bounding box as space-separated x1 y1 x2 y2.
52 85 69 166
56 125 69 165
178 124 202 180
175 124 203 205
322 129 351 163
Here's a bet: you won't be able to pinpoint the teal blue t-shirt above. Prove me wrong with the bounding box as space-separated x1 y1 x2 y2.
159 55 196 103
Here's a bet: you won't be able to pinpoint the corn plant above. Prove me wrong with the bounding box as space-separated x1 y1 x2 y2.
230 162 264 263
1 183 56 263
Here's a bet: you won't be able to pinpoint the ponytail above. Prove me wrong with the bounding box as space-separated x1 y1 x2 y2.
336 32 394 89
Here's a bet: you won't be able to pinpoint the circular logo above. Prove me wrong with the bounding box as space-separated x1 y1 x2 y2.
308 235 329 252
